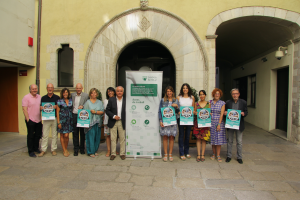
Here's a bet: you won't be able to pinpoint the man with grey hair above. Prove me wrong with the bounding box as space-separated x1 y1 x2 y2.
224 88 248 164
22 84 42 157
38 83 60 157
106 86 126 160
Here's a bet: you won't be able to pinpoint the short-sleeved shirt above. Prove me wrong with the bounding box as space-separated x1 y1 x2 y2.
41 94 60 117
22 93 41 123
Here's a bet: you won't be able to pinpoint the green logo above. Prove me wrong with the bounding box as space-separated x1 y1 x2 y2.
144 119 150 125
131 105 136 110
145 105 150 110
131 119 136 124
143 76 147 81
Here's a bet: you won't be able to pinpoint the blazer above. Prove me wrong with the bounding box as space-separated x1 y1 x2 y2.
71 92 89 110
225 98 248 132
106 96 126 130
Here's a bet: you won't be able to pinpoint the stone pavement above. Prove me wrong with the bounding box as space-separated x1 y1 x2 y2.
0 123 300 200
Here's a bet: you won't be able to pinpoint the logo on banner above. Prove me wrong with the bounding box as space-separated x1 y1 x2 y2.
144 119 150 127
163 107 174 118
131 119 137 125
79 110 89 120
144 105 150 110
43 103 54 113
199 109 209 120
228 110 239 121
143 76 147 81
181 107 192 118
131 105 136 110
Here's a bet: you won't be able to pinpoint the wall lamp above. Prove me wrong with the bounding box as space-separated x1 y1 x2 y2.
275 46 288 60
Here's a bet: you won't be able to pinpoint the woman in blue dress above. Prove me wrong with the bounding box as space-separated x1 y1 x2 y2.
210 88 226 162
56 88 73 157
158 86 179 162
83 88 104 157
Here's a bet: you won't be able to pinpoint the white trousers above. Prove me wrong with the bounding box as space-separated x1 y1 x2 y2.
41 120 57 152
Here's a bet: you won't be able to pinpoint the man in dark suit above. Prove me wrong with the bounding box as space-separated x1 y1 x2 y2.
224 88 248 164
106 86 126 160
71 83 89 156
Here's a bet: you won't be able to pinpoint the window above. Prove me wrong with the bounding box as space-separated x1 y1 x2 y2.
58 44 73 87
234 74 256 107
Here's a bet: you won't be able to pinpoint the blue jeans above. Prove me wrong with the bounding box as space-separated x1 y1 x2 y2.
178 119 192 156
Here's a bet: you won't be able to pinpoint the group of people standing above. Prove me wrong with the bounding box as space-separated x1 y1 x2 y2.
22 83 126 160
158 83 248 164
22 82 247 164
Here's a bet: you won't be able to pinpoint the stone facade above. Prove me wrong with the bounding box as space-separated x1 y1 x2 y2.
292 40 300 143
46 35 84 88
84 8 209 97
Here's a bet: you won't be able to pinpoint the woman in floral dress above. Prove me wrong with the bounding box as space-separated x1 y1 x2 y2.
56 88 73 157
210 88 226 162
193 90 210 162
158 86 179 162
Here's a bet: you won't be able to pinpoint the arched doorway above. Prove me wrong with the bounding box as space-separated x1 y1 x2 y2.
117 40 175 96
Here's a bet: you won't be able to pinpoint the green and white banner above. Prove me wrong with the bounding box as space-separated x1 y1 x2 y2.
126 71 162 158
180 106 194 125
197 108 211 128
42 102 55 120
161 107 177 126
225 109 241 130
77 109 91 128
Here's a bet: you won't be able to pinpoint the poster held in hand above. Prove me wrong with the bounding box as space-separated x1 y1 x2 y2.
180 106 194 125
42 102 55 120
197 108 211 128
77 109 91 128
161 107 177 126
225 109 241 130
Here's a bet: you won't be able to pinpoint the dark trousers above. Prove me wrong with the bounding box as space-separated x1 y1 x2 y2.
177 119 192 156
25 120 42 154
73 114 85 152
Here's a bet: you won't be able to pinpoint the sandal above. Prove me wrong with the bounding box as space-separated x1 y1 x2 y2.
210 154 215 160
90 154 95 158
185 154 191 159
95 153 99 156
105 151 110 157
200 155 205 162
217 155 222 162
63 151 69 157
180 155 186 161
163 154 168 162
196 155 201 162
169 154 173 162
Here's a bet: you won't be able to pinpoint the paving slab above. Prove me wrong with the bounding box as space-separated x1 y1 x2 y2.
239 171 266 181
115 172 131 182
184 188 236 200
234 190 276 200
272 191 300 200
177 168 201 178
287 181 300 192
130 186 184 200
86 181 133 192
77 171 118 182
50 169 81 179
60 180 88 190
252 181 296 192
220 169 243 179
64 163 95 171
129 175 154 186
175 177 205 188
279 172 300 181
200 168 222 179
206 179 253 190
0 185 29 199
129 166 175 177
93 165 128 172
152 176 173 188
249 165 290 172
14 187 56 200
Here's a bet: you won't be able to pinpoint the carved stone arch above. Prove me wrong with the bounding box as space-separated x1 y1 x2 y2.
84 7 209 96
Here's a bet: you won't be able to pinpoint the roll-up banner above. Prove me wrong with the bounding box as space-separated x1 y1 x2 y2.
126 71 162 159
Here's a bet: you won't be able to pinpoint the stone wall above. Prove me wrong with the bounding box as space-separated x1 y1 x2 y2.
292 40 300 143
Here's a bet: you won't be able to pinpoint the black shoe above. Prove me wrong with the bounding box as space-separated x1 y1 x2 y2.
80 150 85 154
225 157 231 163
237 159 243 164
74 151 78 156
35 149 41 154
29 152 37 158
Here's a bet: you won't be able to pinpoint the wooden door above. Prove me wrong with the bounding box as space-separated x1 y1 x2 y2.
0 68 18 132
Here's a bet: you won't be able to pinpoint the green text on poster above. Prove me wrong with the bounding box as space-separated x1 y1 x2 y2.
131 84 157 96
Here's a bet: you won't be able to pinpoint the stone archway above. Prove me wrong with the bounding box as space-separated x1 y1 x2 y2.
84 7 209 96
205 6 300 143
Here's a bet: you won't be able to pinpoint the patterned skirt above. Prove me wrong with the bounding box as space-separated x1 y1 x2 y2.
159 124 177 137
